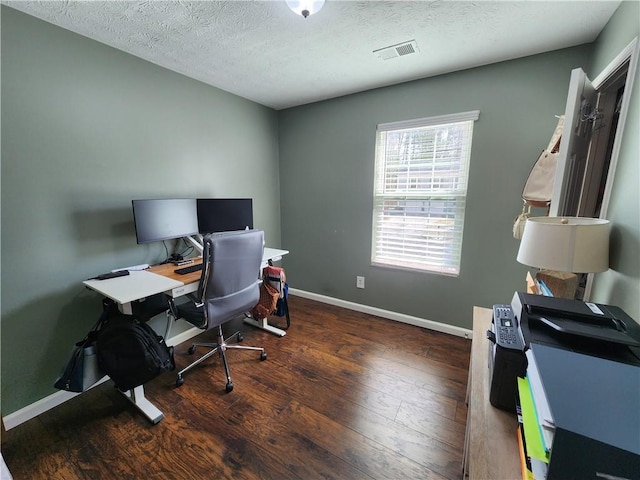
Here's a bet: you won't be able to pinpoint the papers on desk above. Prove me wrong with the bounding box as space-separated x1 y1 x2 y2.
517 377 550 480
525 272 553 297
518 377 549 461
536 279 553 296
111 263 149 273
516 349 556 480
525 350 554 431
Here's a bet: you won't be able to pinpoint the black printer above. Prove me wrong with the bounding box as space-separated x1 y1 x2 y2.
512 291 640 360
489 292 640 411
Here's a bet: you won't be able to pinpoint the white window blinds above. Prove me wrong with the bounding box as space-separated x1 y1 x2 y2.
372 110 479 275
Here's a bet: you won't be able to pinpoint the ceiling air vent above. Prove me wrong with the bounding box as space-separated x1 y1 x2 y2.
374 40 419 60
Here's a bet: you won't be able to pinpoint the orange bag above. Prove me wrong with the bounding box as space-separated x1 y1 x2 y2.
251 280 279 320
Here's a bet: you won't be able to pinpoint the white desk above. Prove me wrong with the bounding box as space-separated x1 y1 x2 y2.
83 271 185 424
82 246 288 424
83 270 183 314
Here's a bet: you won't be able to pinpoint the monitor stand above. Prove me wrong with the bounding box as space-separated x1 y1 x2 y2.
183 235 204 254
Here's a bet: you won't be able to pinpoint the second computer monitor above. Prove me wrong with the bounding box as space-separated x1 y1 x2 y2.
197 198 253 234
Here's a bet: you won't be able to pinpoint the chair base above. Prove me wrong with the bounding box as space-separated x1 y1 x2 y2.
175 325 266 392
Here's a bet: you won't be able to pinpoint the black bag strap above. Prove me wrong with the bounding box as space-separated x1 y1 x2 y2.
282 293 291 329
76 298 114 347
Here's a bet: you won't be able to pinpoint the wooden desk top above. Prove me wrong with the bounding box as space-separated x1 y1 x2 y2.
148 258 203 285
148 247 290 285
84 249 288 308
467 306 521 479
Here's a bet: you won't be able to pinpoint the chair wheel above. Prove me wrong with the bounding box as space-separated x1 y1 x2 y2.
260 352 267 361
237 333 244 342
176 375 184 387
188 345 196 355
225 382 234 393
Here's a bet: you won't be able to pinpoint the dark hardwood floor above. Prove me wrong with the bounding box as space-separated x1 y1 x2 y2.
2 296 471 480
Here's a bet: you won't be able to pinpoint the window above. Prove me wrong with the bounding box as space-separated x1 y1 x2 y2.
372 110 479 275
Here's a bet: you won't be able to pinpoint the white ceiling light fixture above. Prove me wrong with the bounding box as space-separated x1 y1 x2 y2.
285 0 325 18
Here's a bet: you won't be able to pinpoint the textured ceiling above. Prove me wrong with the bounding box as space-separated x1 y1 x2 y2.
3 1 621 110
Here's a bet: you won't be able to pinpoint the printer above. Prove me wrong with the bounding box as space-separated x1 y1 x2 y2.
512 291 640 359
488 292 640 480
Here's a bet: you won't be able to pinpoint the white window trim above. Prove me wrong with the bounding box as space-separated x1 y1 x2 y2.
377 111 480 131
372 110 479 276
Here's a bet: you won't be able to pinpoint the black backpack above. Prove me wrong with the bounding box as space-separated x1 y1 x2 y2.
97 302 175 391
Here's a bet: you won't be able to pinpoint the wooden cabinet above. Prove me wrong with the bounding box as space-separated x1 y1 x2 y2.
462 307 521 479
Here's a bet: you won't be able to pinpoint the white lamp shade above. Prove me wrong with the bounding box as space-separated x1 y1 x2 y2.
517 217 610 273
285 0 325 17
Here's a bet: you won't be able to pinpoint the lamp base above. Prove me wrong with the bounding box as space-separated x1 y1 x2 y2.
535 270 578 299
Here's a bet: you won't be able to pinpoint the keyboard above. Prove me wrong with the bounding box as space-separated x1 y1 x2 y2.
174 263 203 275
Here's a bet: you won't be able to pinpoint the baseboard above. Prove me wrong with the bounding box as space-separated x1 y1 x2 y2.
164 325 202 348
2 326 203 431
3 377 109 431
288 288 473 339
4 292 471 430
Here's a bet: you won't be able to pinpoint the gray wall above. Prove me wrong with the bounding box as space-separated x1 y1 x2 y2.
1 7 281 415
3 2 639 418
278 46 593 329
589 1 640 321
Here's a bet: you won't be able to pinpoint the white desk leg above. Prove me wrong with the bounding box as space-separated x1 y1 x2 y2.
119 302 133 315
121 385 164 424
114 302 164 423
243 316 286 337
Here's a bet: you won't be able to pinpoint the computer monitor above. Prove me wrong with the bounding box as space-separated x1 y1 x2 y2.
197 198 253 234
131 198 199 244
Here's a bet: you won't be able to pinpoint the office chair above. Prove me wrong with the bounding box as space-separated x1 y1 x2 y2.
168 229 267 392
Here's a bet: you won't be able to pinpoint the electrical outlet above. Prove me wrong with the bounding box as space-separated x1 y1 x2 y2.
356 276 365 289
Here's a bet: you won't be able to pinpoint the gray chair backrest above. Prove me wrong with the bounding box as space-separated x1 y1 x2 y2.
199 229 264 329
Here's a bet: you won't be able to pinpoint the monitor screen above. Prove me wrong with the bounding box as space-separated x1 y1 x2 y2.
197 198 253 234
132 198 199 244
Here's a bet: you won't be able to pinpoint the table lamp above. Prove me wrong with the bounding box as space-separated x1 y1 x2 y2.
516 217 610 299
